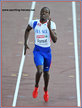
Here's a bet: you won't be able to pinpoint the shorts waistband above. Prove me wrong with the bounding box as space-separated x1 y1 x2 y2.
34 45 51 52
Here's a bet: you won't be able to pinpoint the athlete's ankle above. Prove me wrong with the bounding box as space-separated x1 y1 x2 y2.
35 85 39 88
44 87 48 92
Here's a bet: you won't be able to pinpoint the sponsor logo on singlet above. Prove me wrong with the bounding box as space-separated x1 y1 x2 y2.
37 23 41 26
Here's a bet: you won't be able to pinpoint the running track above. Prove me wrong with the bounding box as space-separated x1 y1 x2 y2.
2 1 80 107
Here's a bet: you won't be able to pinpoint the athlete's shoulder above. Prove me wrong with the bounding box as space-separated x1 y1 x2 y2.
51 20 56 24
32 19 39 22
32 19 40 29
51 20 56 29
28 19 39 28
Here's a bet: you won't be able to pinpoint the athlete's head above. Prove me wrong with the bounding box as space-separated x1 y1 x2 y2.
40 7 50 21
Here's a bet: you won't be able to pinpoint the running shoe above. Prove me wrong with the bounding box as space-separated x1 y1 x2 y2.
44 90 49 102
32 87 38 98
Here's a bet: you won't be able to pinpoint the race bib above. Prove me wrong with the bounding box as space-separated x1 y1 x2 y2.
36 35 48 45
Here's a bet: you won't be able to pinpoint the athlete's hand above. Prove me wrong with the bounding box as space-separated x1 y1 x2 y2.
24 44 29 55
47 18 51 29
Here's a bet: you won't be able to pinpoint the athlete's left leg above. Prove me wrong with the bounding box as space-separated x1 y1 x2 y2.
43 51 51 92
43 52 51 102
43 71 49 92
43 71 50 102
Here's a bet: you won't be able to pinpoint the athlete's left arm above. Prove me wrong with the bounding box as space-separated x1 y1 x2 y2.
48 19 57 43
49 29 57 43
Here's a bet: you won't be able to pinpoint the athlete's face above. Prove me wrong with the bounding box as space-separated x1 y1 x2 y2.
40 8 50 21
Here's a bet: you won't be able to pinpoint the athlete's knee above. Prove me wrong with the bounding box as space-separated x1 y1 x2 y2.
43 71 49 77
38 68 43 73
37 65 43 73
36 71 42 77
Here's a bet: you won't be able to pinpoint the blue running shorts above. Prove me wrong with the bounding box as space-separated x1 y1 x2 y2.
33 45 52 72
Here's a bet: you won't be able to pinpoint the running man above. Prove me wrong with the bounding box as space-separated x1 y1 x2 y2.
24 7 57 102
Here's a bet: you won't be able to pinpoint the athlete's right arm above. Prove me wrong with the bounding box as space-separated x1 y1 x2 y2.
24 25 32 55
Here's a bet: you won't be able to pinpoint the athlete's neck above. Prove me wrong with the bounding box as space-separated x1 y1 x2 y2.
40 19 47 24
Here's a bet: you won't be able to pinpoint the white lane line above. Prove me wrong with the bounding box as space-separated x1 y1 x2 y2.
12 2 36 107
72 2 80 107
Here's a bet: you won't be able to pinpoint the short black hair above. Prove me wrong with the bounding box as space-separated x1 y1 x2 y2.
41 7 50 14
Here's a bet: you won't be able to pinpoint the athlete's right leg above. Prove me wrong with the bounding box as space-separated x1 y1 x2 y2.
33 66 43 98
33 49 44 98
35 65 43 87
